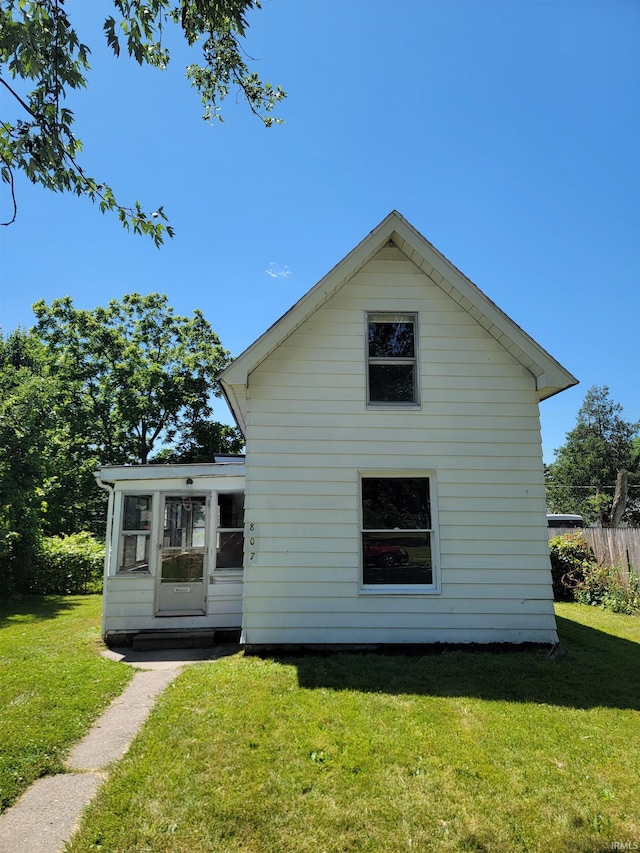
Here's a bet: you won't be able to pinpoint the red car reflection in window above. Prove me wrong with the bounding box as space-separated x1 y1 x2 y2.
363 538 409 568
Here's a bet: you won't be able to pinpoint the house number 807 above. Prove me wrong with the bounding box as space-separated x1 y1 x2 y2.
247 522 256 562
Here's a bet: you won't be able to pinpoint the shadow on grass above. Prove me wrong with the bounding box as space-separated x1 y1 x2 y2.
0 595 94 629
279 616 640 712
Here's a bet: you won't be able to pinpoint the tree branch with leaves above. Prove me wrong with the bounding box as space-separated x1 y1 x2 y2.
1 0 285 243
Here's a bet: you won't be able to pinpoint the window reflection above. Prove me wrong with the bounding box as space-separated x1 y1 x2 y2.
163 496 206 549
119 495 152 573
368 321 415 358
216 492 244 571
367 314 417 404
362 478 430 530
362 478 434 586
122 495 151 531
369 364 415 402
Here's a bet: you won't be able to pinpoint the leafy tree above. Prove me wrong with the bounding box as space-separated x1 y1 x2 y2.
0 329 58 594
0 301 238 594
0 328 101 582
547 386 640 526
1 0 286 244
32 292 232 465
151 419 244 463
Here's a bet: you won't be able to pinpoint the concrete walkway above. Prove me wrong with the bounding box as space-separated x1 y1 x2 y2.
0 646 236 853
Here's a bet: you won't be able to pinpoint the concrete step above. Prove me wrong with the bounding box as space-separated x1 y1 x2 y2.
132 630 216 651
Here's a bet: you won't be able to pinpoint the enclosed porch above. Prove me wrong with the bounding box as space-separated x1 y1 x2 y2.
95 460 245 646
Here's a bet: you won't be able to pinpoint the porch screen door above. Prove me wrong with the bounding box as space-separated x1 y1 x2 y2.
156 495 207 615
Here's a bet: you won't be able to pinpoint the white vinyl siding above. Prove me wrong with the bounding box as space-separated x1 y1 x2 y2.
241 245 556 646
103 574 243 634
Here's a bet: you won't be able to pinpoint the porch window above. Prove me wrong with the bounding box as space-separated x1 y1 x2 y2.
361 476 437 589
119 495 152 573
367 313 418 405
216 492 244 570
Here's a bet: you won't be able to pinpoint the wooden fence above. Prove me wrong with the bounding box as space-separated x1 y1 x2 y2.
548 526 640 575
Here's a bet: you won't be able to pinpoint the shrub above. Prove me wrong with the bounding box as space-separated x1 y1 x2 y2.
549 533 596 601
34 532 105 595
549 532 640 614
574 563 640 615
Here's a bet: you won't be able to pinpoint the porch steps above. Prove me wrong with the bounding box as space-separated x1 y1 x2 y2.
132 630 216 651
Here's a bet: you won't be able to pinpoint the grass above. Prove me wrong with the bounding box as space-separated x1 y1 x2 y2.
66 603 640 853
0 595 132 813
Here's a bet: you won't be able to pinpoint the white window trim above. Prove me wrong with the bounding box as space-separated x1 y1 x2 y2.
214 490 245 575
366 312 420 408
358 470 440 595
116 493 154 576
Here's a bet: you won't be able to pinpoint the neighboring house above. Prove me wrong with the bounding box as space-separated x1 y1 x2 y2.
98 211 578 648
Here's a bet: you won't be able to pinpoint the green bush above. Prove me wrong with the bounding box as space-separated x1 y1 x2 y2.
549 532 640 614
549 533 595 601
574 562 640 615
34 532 105 595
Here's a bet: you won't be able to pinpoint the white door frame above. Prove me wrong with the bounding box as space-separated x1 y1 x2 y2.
155 492 210 616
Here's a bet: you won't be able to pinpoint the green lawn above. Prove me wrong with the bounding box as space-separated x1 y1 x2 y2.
0 595 132 813
66 603 640 853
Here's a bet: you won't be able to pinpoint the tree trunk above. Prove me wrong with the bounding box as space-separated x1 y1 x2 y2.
609 470 628 527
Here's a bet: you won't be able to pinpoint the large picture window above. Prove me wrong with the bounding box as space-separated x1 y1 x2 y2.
119 494 152 573
367 313 418 404
361 477 436 588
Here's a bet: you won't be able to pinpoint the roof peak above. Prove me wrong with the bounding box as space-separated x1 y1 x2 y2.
219 213 578 432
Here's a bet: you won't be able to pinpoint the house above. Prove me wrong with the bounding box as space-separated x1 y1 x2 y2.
98 211 578 649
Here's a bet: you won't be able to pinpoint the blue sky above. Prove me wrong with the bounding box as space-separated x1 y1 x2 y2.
1 0 638 462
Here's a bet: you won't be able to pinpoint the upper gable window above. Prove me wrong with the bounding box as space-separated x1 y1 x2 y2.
367 313 418 405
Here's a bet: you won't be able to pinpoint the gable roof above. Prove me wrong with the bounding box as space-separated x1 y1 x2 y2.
219 211 578 433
